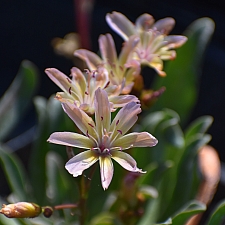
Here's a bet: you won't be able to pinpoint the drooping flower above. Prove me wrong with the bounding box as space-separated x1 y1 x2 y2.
106 11 187 76
48 88 158 190
75 33 140 94
45 66 139 115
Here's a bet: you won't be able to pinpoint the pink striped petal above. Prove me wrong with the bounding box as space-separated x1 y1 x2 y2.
111 151 145 173
65 150 98 177
99 156 114 190
135 14 155 31
47 132 94 149
45 68 71 94
74 49 102 70
112 132 158 149
94 88 111 136
62 102 98 139
106 11 135 41
110 102 141 138
99 34 117 64
153 17 175 34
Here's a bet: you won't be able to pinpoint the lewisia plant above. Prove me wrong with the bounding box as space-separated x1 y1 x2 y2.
45 66 139 115
48 88 158 190
106 11 187 76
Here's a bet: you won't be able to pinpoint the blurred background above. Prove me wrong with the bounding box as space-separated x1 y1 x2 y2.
0 0 225 223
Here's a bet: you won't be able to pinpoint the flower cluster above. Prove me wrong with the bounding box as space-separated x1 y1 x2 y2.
46 12 187 190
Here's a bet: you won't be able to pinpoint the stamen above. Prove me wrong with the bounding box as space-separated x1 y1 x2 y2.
119 66 124 71
88 123 94 128
116 120 119 125
117 130 122 135
86 130 90 137
110 70 114 77
101 116 103 121
85 91 89 95
69 87 72 95
104 81 110 89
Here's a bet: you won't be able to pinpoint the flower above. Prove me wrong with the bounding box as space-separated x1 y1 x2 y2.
0 202 42 218
47 88 158 190
45 66 139 115
106 11 187 76
75 33 140 94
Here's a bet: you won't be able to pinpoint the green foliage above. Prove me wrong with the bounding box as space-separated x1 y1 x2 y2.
0 60 39 141
151 18 215 124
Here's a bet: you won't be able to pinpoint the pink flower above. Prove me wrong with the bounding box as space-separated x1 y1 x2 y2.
48 88 158 190
45 66 139 115
75 33 140 94
106 12 187 76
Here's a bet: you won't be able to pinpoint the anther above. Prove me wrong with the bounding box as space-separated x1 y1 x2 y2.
67 77 72 83
117 130 122 135
88 123 94 128
69 87 72 95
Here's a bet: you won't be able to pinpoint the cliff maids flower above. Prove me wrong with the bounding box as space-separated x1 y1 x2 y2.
47 88 158 190
75 33 140 94
106 12 187 76
45 66 139 115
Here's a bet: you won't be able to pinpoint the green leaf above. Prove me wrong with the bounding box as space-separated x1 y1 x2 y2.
172 201 206 225
29 96 50 204
206 200 225 225
151 18 215 123
185 116 213 140
155 218 172 225
46 151 78 205
0 60 39 141
168 134 211 214
0 145 31 201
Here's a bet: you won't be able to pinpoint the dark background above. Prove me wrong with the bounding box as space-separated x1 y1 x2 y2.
0 0 225 223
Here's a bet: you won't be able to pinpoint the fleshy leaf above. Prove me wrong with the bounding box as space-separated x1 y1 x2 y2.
151 17 215 123
0 60 39 141
206 200 225 225
172 201 206 225
0 145 31 201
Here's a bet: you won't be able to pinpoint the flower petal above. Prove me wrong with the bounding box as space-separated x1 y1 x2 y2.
135 13 155 32
94 88 111 136
111 151 145 173
106 11 135 41
164 35 188 48
119 35 140 65
109 94 139 108
110 102 141 139
65 150 98 177
112 132 158 149
45 68 71 94
153 17 175 34
62 102 98 139
47 132 94 149
99 156 114 190
74 49 102 70
99 34 117 64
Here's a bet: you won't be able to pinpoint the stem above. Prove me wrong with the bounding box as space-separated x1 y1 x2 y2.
54 204 78 210
78 163 97 225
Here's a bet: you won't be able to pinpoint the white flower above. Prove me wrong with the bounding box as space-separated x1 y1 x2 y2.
48 88 158 190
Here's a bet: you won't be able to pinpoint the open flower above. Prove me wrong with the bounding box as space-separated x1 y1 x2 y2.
48 88 158 190
45 66 139 115
106 11 187 76
75 33 140 94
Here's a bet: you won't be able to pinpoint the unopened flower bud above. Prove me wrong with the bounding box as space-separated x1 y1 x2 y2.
0 202 42 218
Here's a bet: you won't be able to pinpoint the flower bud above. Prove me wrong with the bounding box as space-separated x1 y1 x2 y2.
0 202 42 218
